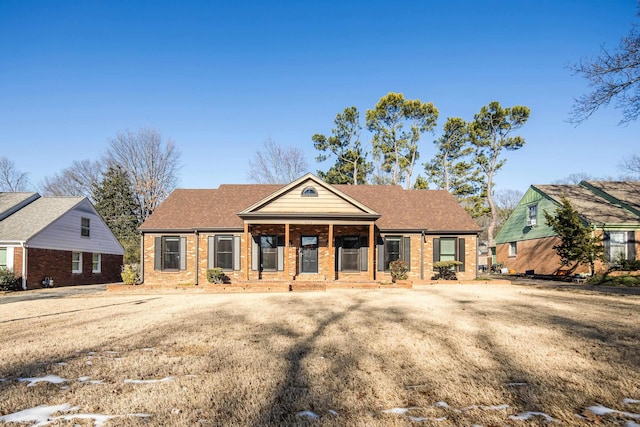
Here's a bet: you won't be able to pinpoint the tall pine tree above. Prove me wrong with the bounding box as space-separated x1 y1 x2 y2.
93 166 141 264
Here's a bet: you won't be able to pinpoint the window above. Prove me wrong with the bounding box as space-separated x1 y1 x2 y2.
92 253 101 273
81 217 90 237
439 238 457 262
384 236 402 270
509 242 517 257
605 231 627 262
0 247 7 269
527 205 537 226
342 236 360 271
72 252 82 273
154 236 187 271
301 186 318 197
162 237 181 270
433 237 466 272
260 235 278 271
216 236 233 270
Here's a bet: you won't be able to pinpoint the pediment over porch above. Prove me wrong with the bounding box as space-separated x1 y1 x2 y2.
238 173 380 221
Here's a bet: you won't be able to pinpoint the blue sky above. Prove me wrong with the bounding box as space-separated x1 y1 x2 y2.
1 1 638 194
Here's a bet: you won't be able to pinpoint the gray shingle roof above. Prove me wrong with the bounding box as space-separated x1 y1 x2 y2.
0 192 39 221
0 196 84 241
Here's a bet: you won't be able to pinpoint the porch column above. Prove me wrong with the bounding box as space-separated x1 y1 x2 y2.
285 223 290 279
244 223 249 280
328 224 334 280
369 222 375 281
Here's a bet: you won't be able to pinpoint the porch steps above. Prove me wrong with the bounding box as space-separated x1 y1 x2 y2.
290 281 327 292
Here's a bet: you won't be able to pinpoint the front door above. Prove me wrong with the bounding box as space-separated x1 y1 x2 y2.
301 236 318 274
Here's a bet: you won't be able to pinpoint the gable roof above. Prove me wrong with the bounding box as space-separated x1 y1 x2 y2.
140 177 480 233
534 180 640 225
0 196 86 241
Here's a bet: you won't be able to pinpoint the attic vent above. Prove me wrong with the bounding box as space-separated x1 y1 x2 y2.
301 186 318 197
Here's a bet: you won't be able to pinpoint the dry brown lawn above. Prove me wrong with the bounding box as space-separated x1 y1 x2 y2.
0 284 639 426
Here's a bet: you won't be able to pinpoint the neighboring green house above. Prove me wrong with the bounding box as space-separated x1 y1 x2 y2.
494 181 639 275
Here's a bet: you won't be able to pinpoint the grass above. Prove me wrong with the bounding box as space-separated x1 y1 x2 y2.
0 285 639 426
589 274 640 287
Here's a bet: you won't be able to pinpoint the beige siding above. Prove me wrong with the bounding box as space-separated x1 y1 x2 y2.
257 186 364 214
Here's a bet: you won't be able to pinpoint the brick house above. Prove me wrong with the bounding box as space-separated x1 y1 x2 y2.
0 192 124 289
494 181 639 275
139 174 480 286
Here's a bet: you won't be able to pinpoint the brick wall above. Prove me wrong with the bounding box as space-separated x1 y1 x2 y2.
26 248 122 289
143 228 479 285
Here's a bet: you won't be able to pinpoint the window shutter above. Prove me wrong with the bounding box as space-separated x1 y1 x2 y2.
233 236 241 270
433 238 440 263
458 238 466 272
154 237 162 270
277 236 285 271
179 237 187 270
604 231 611 261
208 236 215 268
627 231 636 261
335 236 343 271
403 236 411 271
251 236 259 271
360 236 368 272
377 237 385 271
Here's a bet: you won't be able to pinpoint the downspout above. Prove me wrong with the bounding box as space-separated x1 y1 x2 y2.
194 229 199 285
21 242 27 290
139 233 144 284
475 235 479 279
420 230 425 281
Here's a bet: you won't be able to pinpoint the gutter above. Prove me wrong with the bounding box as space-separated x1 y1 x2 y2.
21 241 27 290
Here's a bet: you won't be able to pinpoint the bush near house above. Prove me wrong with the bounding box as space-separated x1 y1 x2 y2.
207 268 229 284
432 260 463 280
389 260 408 282
120 264 139 285
0 268 20 291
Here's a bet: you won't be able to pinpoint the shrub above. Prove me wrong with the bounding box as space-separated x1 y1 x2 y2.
431 260 463 280
207 268 229 284
389 260 409 282
609 253 640 272
0 268 20 291
121 264 139 285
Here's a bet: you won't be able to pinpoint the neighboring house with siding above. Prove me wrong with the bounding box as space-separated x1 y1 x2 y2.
0 192 124 289
494 181 640 275
139 174 480 286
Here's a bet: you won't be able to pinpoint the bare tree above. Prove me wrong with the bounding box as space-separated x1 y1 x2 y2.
0 157 30 192
619 153 640 179
570 21 640 124
40 159 102 200
248 138 308 184
106 128 181 222
494 188 524 229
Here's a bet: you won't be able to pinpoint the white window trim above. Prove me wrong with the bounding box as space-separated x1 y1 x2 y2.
72 252 83 274
92 253 101 273
509 242 517 257
0 247 14 271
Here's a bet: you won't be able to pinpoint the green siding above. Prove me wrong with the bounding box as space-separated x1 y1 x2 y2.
494 187 558 244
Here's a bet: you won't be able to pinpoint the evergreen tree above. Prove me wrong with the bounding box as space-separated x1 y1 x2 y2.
93 166 141 264
313 106 372 185
544 195 603 275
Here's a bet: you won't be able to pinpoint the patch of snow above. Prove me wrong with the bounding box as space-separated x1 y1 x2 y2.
105 351 119 354
625 399 640 405
0 404 151 427
434 401 449 408
587 404 640 419
86 361 93 365
382 407 410 414
328 409 338 416
463 404 510 411
626 421 640 427
55 362 68 366
18 374 67 387
509 411 559 423
77 376 104 385
507 382 528 386
142 347 155 351
124 376 174 384
407 415 447 422
87 352 96 355
296 411 320 419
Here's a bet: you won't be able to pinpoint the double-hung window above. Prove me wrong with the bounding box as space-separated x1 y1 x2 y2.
260 235 278 271
92 253 101 273
0 247 8 269
605 231 627 262
342 236 360 271
509 242 517 257
72 252 82 273
216 236 233 270
433 237 466 272
81 217 90 237
527 205 537 227
154 236 187 271
384 236 402 270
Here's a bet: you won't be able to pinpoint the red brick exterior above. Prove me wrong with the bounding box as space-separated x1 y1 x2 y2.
142 226 478 285
25 248 123 289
